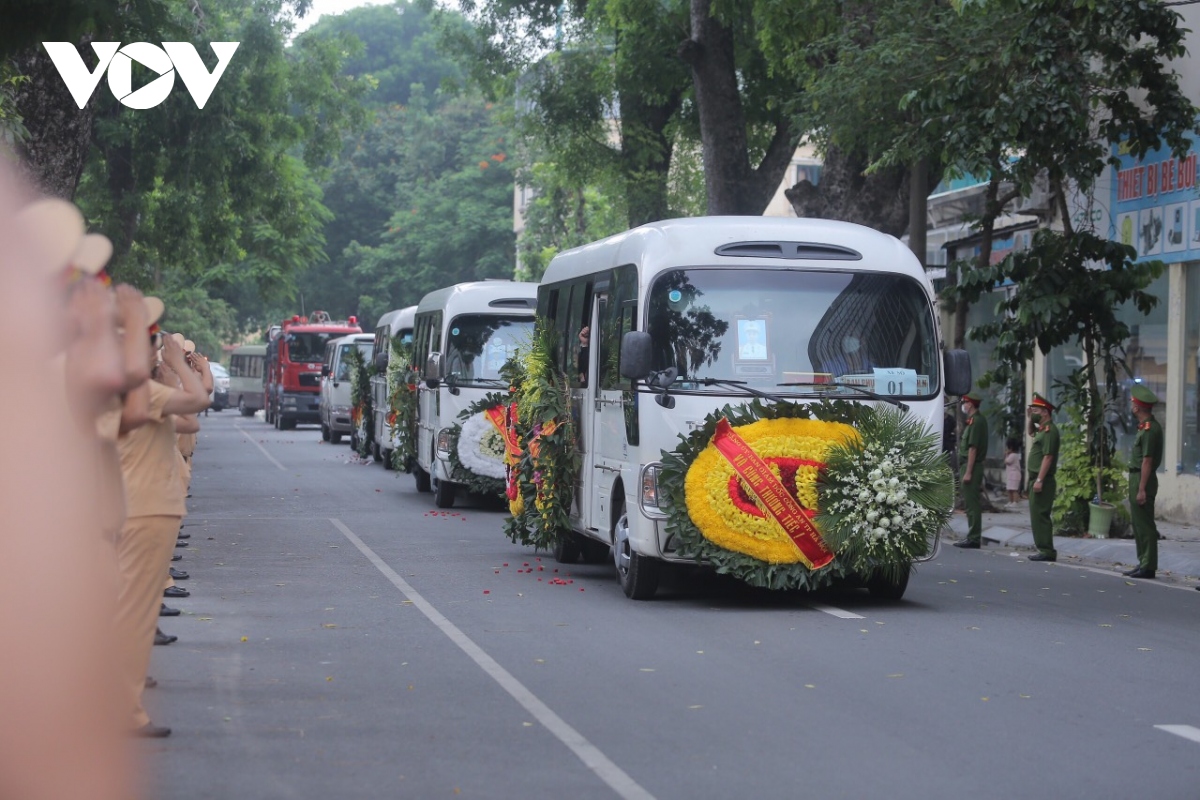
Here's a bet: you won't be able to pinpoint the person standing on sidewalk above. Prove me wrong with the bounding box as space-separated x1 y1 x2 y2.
954 391 988 549
1027 393 1060 562
1125 385 1163 579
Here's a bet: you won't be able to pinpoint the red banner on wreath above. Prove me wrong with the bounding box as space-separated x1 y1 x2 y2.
711 417 833 569
485 403 522 460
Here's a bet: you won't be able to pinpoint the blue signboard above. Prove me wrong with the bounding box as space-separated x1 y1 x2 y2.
1110 134 1200 263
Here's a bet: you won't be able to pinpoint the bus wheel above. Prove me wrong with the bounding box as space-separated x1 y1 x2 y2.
321 424 331 442
238 398 253 417
612 502 660 600
414 467 431 493
371 442 382 463
433 478 455 508
381 448 393 470
330 431 343 445
280 416 296 431
867 567 910 601
552 532 581 564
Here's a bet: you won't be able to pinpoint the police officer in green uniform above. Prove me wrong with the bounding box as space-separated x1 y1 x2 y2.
1026 393 1059 562
1124 384 1163 579
954 391 988 549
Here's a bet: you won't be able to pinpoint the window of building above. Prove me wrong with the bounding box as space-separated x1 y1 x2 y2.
1111 272 1169 464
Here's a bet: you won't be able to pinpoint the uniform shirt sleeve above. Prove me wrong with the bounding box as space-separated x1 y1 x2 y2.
147 380 174 423
1147 422 1165 467
1044 426 1060 459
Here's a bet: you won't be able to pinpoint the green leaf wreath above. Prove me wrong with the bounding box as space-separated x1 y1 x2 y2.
346 344 374 458
503 323 580 550
387 337 418 472
445 391 512 497
815 404 954 584
658 399 866 591
659 400 953 590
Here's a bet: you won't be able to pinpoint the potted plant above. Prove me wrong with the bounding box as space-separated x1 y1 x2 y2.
1051 374 1130 537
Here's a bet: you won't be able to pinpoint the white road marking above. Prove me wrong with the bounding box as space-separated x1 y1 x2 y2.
1155 725 1200 744
235 426 287 471
330 518 656 800
808 604 865 619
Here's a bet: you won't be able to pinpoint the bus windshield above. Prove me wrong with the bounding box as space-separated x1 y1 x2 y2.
336 342 373 381
647 268 939 398
286 332 340 363
445 315 532 384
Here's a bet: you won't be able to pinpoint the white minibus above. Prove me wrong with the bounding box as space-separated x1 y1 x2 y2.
536 217 971 599
319 333 374 445
229 344 267 416
412 281 538 507
369 305 417 467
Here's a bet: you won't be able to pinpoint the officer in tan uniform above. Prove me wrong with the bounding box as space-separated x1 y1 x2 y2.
115 314 211 738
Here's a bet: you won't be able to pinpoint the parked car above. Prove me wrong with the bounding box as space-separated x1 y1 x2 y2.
210 362 230 411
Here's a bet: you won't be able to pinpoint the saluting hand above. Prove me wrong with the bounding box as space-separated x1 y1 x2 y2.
161 333 186 368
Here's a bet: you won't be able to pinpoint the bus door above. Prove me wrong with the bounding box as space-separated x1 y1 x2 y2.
588 284 631 535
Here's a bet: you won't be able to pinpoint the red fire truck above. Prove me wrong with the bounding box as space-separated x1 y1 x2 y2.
264 310 362 430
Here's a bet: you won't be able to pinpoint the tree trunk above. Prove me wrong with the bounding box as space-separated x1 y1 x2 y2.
785 144 911 237
680 0 796 216
617 86 680 227
11 43 97 200
908 158 928 265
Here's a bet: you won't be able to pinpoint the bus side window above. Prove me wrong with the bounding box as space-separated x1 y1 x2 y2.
566 281 592 388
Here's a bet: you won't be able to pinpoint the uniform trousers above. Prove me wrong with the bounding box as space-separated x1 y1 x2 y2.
1129 472 1159 571
961 466 984 544
1028 475 1057 558
115 514 180 728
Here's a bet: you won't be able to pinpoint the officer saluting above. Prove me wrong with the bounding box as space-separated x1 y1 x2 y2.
1026 393 1059 562
1124 385 1163 579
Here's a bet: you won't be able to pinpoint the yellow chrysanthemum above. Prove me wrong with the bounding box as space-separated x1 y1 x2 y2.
683 417 858 564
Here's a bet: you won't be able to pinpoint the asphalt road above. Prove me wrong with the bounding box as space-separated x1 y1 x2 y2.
145 412 1200 799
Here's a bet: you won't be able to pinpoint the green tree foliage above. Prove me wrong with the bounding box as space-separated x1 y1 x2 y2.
952 228 1164 504
339 88 518 324
783 0 1196 344
301 0 464 107
297 1 491 323
72 0 367 348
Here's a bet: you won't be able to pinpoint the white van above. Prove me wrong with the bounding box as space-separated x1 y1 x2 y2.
412 281 538 507
319 333 374 444
229 344 266 416
369 305 417 467
536 217 971 599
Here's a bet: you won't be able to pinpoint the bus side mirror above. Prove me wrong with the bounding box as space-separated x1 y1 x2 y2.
374 352 388 373
944 349 972 397
425 352 443 388
620 331 653 381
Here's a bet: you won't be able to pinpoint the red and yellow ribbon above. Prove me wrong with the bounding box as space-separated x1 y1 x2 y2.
711 418 834 569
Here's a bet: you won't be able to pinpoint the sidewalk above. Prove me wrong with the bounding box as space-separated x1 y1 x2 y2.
946 499 1200 584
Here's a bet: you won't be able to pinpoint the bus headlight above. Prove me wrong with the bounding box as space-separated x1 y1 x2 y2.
436 428 454 460
639 462 667 518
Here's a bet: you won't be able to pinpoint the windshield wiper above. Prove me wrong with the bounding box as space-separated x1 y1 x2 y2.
776 381 909 411
694 377 788 405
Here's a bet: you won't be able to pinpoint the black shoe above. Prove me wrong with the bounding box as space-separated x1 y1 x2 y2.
130 722 171 738
160 604 180 617
171 553 183 562
169 567 189 580
953 539 981 549
1122 567 1141 576
154 631 177 646
175 540 188 548
164 586 190 599
1028 553 1056 562
145 676 158 689
1128 568 1156 579
177 532 191 540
